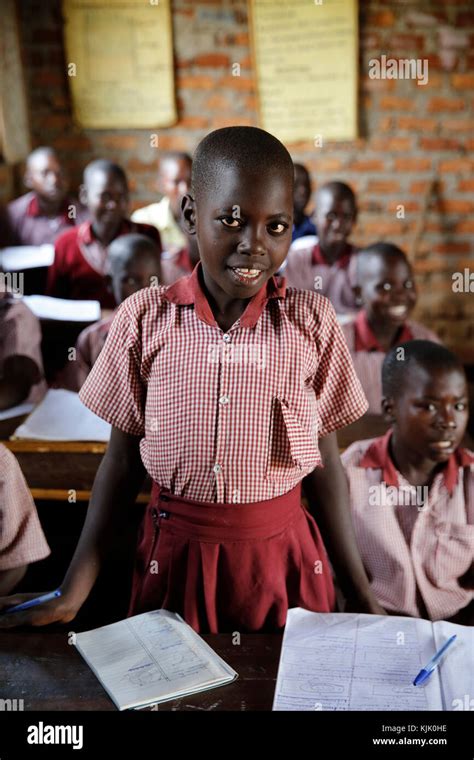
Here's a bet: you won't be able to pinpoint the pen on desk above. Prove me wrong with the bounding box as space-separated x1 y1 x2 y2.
0 589 62 616
413 634 457 686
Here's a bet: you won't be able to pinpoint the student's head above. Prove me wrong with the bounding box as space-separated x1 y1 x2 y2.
107 234 161 304
80 160 129 234
355 243 417 328
382 341 469 463
24 147 68 205
157 152 192 220
183 126 293 299
315 181 357 258
293 163 312 217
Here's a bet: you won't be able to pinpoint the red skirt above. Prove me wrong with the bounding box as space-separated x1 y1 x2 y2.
128 482 335 633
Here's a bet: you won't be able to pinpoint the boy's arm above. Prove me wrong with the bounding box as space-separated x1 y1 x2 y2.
0 426 146 628
302 432 386 615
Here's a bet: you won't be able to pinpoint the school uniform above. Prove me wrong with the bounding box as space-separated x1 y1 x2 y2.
5 191 86 246
131 196 187 256
46 220 161 309
0 297 47 404
79 262 368 633
0 443 50 571
283 237 358 314
342 432 474 621
342 311 441 414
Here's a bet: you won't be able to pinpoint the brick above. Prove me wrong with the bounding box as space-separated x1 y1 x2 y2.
366 180 401 194
443 119 474 133
427 98 465 113
387 34 424 50
349 159 385 172
394 158 432 172
217 75 254 91
453 220 474 234
439 159 474 173
380 96 415 111
54 134 92 151
361 220 410 236
368 10 395 27
193 53 230 67
311 158 344 173
125 158 154 174
178 116 209 128
433 242 471 255
371 137 412 152
420 137 463 150
361 77 396 92
177 75 215 90
451 73 474 90
398 116 437 131
457 179 474 192
203 93 232 110
439 198 474 214
97 135 139 151
387 200 421 213
212 116 257 129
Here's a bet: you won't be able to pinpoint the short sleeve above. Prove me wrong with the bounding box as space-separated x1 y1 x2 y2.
79 301 146 436
0 445 50 570
313 297 368 436
1 301 44 373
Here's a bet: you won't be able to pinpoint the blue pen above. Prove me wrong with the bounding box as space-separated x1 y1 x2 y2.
413 634 457 686
0 589 61 616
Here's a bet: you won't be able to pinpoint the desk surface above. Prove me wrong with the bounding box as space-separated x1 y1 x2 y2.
0 630 281 711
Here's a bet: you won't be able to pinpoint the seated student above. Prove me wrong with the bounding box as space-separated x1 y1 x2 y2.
5 147 83 246
284 181 358 313
0 290 46 408
132 152 192 260
46 160 161 309
0 126 384 633
292 163 317 241
67 234 162 390
0 444 50 595
342 243 440 414
342 341 474 624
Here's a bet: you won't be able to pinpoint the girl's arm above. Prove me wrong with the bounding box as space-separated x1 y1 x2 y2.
302 431 386 614
0 426 146 628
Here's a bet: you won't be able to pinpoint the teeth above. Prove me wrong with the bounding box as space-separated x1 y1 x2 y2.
234 268 260 276
388 306 407 315
432 441 453 447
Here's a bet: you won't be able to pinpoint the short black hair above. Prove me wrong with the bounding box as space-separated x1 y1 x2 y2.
83 159 128 188
294 163 311 182
191 126 294 203
316 181 357 210
107 233 158 276
356 242 410 279
382 340 465 399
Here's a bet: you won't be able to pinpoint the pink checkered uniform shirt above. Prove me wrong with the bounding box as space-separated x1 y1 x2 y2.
342 432 474 621
80 263 368 503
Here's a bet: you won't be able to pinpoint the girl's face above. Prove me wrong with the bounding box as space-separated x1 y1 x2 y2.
361 256 417 327
182 165 293 301
389 364 469 463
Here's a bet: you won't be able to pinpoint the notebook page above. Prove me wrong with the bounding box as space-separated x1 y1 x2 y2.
0 245 55 270
273 609 443 711
12 389 111 442
75 610 237 711
23 295 100 322
0 402 35 421
433 620 474 711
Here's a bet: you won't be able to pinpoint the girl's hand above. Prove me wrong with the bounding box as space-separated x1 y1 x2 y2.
0 589 78 629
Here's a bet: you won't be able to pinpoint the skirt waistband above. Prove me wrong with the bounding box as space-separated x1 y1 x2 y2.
149 482 303 542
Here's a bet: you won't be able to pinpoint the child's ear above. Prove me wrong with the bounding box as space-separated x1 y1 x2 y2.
381 396 395 422
78 184 88 207
181 194 197 235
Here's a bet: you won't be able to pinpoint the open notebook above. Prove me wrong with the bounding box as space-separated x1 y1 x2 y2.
74 610 238 710
273 609 474 711
12 389 110 442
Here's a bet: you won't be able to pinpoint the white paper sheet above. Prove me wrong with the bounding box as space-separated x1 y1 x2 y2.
75 610 238 710
0 402 35 421
12 389 110 442
22 295 100 322
0 245 55 270
272 609 463 711
432 620 474 711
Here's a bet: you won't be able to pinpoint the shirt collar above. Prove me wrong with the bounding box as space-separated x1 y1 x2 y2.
79 219 132 245
353 310 414 352
360 429 474 496
311 241 354 269
163 261 287 329
27 193 71 221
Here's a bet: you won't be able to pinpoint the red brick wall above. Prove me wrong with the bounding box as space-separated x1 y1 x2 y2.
14 0 474 359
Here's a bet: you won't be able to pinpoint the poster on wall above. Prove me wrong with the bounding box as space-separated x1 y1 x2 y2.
62 0 176 129
249 0 358 143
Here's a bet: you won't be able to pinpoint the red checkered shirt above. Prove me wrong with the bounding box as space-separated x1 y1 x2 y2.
80 263 368 503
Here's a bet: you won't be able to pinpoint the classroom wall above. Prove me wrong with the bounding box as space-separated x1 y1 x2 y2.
13 0 474 360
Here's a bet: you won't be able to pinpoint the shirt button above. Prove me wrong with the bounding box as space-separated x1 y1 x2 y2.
213 464 222 474
219 395 229 405
223 333 231 342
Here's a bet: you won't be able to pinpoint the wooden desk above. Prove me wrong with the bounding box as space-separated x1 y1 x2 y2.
0 630 281 711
